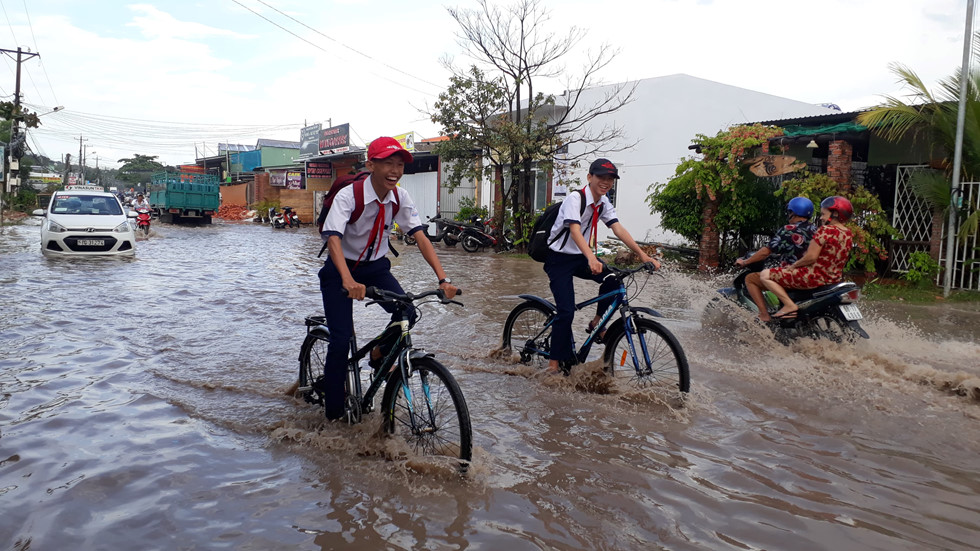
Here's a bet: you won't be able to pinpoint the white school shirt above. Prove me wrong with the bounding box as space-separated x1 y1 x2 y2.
322 175 423 262
547 188 619 255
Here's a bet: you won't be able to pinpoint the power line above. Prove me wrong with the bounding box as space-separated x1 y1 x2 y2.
0 0 18 46
254 0 441 89
21 0 59 105
228 0 437 97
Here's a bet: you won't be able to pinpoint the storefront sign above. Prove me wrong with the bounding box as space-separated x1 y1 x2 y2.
306 161 333 179
393 132 415 152
744 155 805 177
300 124 321 157
286 171 304 190
270 170 287 187
319 123 350 154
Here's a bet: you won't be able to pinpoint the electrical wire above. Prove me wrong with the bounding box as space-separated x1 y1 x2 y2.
21 0 59 106
0 0 18 46
254 0 441 89
228 0 437 97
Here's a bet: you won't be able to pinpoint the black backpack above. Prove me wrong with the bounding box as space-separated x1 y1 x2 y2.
527 188 595 262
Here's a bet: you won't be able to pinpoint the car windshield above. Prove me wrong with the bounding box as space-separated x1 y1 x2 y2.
52 195 123 215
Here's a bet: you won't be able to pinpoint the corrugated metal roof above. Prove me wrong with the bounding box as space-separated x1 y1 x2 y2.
754 109 871 127
256 138 301 149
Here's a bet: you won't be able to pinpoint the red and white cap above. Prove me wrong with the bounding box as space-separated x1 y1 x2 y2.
367 136 413 163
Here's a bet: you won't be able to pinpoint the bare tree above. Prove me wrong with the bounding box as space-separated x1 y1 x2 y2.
432 0 637 248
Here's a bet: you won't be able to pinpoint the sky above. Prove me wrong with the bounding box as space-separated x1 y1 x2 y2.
1 0 973 170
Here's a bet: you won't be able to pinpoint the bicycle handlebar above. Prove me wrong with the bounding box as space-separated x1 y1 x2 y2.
364 286 463 306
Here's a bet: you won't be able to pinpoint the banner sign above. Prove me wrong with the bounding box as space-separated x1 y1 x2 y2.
306 161 333 179
300 124 321 157
393 132 416 152
270 170 287 187
286 171 304 190
319 123 350 154
743 155 806 177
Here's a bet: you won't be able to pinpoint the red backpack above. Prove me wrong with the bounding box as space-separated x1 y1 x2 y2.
316 171 401 257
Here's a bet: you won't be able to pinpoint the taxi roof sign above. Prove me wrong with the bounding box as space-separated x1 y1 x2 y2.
64 185 105 191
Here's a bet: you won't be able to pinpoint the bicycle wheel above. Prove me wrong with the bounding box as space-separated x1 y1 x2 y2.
603 318 690 393
501 301 553 366
298 332 328 405
381 357 472 465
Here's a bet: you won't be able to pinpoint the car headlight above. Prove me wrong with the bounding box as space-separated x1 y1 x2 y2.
48 220 67 233
113 221 132 233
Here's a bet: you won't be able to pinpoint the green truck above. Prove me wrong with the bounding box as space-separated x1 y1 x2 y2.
149 171 220 224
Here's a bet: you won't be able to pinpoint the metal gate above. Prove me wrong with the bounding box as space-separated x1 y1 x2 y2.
940 181 980 291
439 162 476 219
891 165 933 272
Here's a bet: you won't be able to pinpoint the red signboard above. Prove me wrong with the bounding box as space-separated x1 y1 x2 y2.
318 123 350 154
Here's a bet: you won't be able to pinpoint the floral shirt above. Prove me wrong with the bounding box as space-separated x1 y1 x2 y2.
764 220 816 268
769 224 853 290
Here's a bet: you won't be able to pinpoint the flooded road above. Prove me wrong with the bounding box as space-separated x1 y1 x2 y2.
2 219 978 550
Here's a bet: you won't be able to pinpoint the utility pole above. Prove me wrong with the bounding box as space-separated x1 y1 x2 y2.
945 0 975 297
77 136 87 184
1 47 40 233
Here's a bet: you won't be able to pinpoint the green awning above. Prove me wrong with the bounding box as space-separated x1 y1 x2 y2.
781 122 867 136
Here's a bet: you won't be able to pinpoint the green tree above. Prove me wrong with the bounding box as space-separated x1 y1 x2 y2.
646 124 786 271
433 0 636 250
117 154 165 186
776 172 899 274
857 54 980 244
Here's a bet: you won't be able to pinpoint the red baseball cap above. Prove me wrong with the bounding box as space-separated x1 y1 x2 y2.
367 136 413 163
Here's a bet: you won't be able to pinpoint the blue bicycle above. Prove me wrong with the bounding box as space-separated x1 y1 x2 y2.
501 264 690 393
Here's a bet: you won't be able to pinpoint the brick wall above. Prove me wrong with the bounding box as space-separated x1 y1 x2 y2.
827 140 853 189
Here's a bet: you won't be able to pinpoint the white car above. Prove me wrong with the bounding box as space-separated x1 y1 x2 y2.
32 185 137 257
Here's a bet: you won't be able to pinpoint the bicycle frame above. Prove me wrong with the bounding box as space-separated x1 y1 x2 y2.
518 269 658 374
345 295 445 437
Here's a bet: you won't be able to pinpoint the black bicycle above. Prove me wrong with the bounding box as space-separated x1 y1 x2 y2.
297 287 473 467
501 264 690 394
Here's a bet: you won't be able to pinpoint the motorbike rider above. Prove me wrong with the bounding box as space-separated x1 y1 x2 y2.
133 193 150 211
761 196 855 319
736 196 816 322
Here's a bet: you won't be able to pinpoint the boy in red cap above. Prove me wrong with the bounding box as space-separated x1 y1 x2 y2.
543 158 659 374
319 136 458 420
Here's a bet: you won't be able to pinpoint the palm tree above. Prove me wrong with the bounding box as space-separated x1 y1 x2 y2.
857 46 980 250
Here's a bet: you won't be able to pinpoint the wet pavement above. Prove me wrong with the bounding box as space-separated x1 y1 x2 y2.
1 219 978 550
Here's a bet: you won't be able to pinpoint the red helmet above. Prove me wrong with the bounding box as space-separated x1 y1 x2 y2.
820 196 853 222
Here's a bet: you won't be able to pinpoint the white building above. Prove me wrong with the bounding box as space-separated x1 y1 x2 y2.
484 73 837 245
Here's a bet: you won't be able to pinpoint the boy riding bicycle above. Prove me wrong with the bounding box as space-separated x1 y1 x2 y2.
320 136 458 420
543 158 659 374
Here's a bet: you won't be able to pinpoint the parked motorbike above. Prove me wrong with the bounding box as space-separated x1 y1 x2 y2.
709 258 869 344
459 217 515 252
410 214 466 247
270 206 301 229
135 207 152 237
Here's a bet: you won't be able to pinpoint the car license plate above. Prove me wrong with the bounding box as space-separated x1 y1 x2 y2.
839 304 863 320
78 239 105 247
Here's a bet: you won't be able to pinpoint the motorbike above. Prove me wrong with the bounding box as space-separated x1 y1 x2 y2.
270 206 301 229
135 207 152 237
710 258 869 344
405 214 466 247
458 216 516 253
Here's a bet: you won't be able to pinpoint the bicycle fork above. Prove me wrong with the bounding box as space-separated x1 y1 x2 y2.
394 348 439 435
618 310 654 377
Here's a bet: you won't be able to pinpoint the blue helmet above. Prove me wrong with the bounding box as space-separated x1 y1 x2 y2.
787 196 814 218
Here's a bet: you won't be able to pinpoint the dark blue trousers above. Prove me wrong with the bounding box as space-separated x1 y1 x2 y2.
543 251 617 364
318 257 413 420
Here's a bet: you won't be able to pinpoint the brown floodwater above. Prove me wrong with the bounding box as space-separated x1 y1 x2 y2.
1 219 978 550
